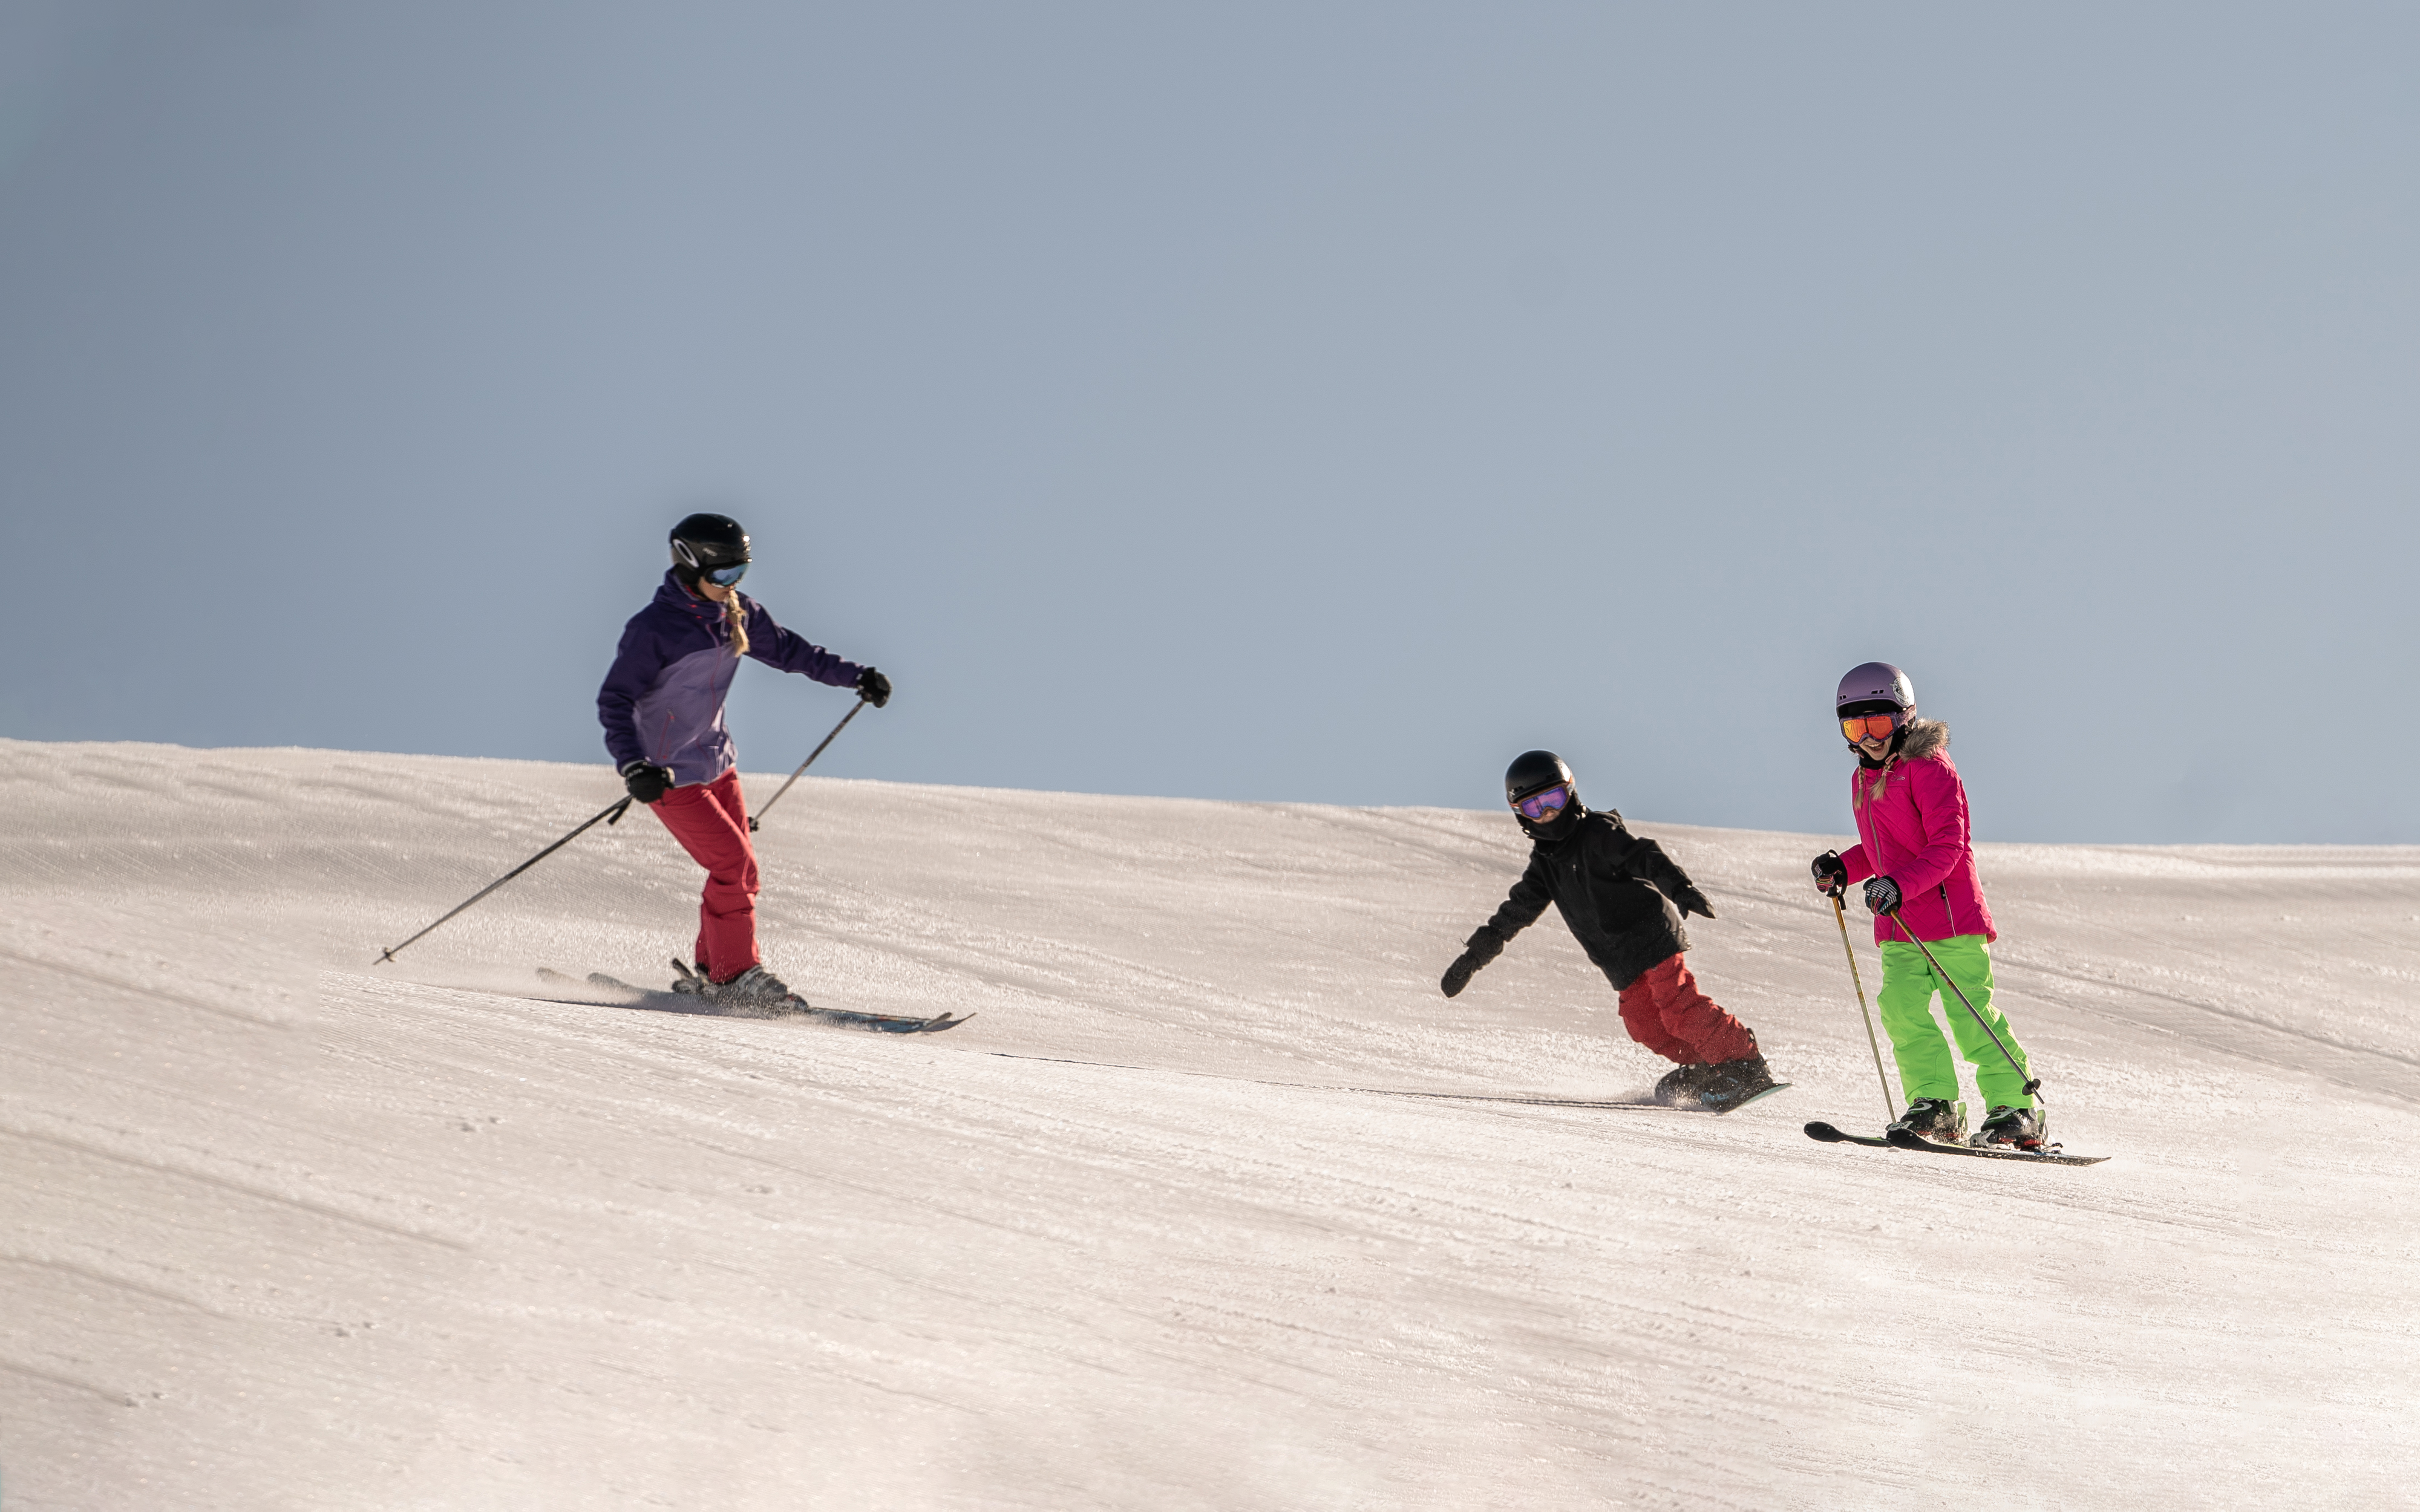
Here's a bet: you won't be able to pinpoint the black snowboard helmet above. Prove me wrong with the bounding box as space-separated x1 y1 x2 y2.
1505 749 1581 839
1505 749 1576 806
669 512 751 588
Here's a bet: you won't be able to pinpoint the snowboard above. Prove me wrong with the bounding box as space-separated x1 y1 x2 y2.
1378 1083 1792 1116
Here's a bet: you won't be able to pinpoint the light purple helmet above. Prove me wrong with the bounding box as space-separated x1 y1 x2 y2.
1836 662 1915 715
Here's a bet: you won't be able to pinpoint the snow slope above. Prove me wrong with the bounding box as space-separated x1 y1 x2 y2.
4 738 2416 1510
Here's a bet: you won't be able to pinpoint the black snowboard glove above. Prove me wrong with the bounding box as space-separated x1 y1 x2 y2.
1863 875 1902 916
1811 850 1848 896
1440 925 1506 999
620 760 675 806
1674 885 1716 920
856 667 892 708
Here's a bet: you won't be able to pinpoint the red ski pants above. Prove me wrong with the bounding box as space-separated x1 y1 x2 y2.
650 768 760 984
1617 953 1758 1066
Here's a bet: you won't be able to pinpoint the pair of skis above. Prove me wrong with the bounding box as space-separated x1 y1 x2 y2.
534 967 968 1035
1804 1120 2108 1167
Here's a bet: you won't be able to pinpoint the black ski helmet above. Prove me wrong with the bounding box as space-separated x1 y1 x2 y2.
1835 661 1915 719
1505 749 1576 806
669 512 750 586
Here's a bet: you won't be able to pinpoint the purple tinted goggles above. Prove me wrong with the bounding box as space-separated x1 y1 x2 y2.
1514 783 1572 821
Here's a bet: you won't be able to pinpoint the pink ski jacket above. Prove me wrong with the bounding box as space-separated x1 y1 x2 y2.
1838 719 1996 945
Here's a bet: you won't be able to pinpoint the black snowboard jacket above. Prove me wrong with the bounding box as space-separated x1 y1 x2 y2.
1480 806 1710 991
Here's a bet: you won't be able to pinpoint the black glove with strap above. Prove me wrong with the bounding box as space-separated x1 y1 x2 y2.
856 667 892 709
1441 925 1506 999
620 760 675 806
1812 850 1848 897
1863 875 1902 916
1674 885 1716 920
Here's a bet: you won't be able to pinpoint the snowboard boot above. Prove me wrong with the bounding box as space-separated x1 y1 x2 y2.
1696 1054 1777 1109
670 958 710 997
1974 1104 2047 1152
1889 1097 1967 1142
1653 1063 1713 1105
704 965 803 1014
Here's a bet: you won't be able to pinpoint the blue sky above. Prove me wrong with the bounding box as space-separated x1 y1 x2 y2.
2 2 2415 841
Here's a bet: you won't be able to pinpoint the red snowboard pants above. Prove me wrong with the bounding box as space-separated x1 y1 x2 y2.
650 768 760 984
1617 953 1758 1066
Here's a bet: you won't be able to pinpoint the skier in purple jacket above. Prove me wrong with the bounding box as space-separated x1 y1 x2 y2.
598 513 889 1010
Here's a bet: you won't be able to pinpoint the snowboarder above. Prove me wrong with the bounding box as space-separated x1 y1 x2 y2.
597 513 890 1010
1811 662 2042 1150
1441 751 1777 1107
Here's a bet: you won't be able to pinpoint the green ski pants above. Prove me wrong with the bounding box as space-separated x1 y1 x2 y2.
1876 933 2034 1110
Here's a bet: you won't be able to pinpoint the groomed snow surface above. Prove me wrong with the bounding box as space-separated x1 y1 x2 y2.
5 739 2416 1510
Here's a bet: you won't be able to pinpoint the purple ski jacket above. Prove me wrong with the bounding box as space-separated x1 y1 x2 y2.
1837 719 1997 946
598 570 865 788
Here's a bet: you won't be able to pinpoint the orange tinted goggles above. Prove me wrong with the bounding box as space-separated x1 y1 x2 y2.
1840 713 1902 742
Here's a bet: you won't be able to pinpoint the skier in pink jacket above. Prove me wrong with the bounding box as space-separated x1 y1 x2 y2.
1809 663 2043 1150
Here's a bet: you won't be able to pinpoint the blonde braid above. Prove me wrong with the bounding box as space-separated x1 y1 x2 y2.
725 595 750 657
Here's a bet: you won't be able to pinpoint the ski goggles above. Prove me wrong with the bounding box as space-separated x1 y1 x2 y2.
1512 783 1573 821
701 561 749 587
1840 712 1903 742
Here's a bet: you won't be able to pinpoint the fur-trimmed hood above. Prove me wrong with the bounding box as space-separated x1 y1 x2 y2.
1897 718 1949 762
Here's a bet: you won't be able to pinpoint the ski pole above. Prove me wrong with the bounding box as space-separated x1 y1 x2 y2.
1830 890 1898 1123
747 696 868 833
375 795 633 965
1884 908 2043 1104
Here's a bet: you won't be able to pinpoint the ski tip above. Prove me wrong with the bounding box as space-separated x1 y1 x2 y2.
1804 1121 1848 1142
921 1012 972 1033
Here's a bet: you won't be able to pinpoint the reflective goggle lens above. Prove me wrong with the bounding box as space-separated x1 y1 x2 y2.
1514 784 1572 821
1840 713 1900 741
704 562 749 587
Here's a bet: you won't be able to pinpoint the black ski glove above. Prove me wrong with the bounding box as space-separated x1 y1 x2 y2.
620 760 675 806
856 667 892 709
1675 885 1716 920
1811 851 1848 896
1441 925 1506 999
1863 875 1902 915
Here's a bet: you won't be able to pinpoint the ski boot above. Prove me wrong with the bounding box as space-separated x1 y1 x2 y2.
1696 1054 1778 1109
1888 1097 1967 1143
1653 1063 1713 1105
1973 1104 2047 1152
704 965 803 1014
672 958 803 1014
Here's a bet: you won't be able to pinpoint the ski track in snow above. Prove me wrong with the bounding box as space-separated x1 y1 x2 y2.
2 738 2416 1509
